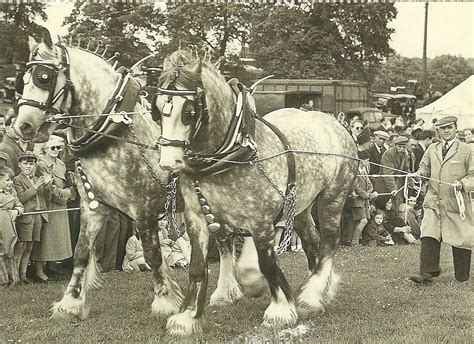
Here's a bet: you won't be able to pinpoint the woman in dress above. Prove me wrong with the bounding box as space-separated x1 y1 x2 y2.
31 135 72 281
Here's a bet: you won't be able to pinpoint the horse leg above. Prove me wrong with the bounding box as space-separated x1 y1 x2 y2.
236 236 267 298
51 204 108 320
296 187 346 320
253 227 298 327
141 216 183 317
292 207 320 273
166 210 209 336
209 226 243 306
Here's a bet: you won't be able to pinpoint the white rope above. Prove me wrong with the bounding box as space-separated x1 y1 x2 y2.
454 187 466 220
21 207 80 216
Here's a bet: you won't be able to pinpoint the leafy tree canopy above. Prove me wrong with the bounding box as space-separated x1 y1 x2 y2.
249 3 397 83
64 2 166 67
0 3 47 64
371 54 472 96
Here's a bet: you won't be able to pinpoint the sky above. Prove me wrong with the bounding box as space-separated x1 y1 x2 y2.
39 2 474 59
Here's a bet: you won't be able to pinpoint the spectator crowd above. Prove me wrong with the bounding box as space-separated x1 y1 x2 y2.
2 102 472 287
0 109 190 287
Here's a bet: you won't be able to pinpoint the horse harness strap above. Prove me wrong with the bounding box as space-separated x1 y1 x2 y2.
17 43 75 116
67 68 141 154
256 115 297 225
184 80 257 176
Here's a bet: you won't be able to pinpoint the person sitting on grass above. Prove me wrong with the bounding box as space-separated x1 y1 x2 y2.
158 214 190 269
361 209 395 246
0 166 24 287
373 195 418 245
122 231 150 273
397 196 421 240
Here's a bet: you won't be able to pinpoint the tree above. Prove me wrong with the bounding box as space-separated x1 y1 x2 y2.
63 3 166 67
428 55 473 94
0 3 47 64
164 4 255 63
371 54 424 93
249 3 397 83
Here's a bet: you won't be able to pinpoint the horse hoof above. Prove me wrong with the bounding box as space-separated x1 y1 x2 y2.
166 311 205 336
209 285 244 306
262 302 298 328
296 301 325 320
151 295 181 317
50 297 89 320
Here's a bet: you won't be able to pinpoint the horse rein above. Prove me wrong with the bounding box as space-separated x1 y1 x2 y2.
17 43 75 117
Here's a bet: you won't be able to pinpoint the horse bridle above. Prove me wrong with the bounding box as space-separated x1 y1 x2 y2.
17 43 75 117
155 85 207 148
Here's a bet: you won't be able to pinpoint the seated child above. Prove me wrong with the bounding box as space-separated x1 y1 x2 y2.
0 166 24 287
158 214 190 269
122 231 151 273
13 151 50 284
362 210 395 246
398 197 421 240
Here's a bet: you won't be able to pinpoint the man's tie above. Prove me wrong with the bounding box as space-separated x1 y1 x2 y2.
442 142 449 159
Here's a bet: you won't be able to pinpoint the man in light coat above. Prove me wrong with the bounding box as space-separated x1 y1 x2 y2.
410 116 474 283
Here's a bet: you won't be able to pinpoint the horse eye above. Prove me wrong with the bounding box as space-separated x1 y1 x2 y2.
182 106 196 126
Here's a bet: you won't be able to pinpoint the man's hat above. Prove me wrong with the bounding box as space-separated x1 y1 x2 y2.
434 116 458 128
19 150 37 162
393 136 408 146
373 130 389 140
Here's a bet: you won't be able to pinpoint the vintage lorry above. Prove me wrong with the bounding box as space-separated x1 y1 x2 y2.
252 79 369 115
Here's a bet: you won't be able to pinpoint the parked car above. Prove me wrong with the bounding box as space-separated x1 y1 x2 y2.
372 93 417 123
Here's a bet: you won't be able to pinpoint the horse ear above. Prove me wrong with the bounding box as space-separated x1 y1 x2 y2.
28 36 38 53
191 59 203 75
40 26 54 50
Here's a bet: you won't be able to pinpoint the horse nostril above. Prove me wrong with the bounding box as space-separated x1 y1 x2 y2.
19 122 33 133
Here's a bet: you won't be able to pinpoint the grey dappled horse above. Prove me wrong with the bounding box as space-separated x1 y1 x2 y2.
155 49 358 335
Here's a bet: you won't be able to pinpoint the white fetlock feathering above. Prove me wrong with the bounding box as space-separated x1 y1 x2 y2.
166 310 205 336
262 288 298 328
50 294 89 320
296 259 340 320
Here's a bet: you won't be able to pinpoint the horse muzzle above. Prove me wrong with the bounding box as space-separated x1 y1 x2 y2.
14 120 37 141
159 146 186 173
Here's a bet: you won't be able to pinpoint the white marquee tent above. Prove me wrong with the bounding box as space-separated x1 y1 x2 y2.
416 75 474 129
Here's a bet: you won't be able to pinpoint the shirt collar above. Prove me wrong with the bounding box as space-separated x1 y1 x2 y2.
443 138 456 148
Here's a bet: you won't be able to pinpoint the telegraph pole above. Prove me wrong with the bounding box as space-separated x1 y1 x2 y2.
423 2 429 97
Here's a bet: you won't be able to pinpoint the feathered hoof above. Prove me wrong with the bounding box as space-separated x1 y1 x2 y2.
151 294 181 317
209 285 244 306
237 268 267 298
295 300 325 320
166 311 205 336
50 296 89 321
262 302 298 328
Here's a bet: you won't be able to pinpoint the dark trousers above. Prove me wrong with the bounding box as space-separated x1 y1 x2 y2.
420 237 471 282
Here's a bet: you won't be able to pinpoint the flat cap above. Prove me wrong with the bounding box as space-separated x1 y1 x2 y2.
434 116 458 128
393 136 408 145
374 130 390 140
18 150 37 161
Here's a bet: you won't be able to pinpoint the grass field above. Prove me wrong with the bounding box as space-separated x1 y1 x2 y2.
1 244 472 343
